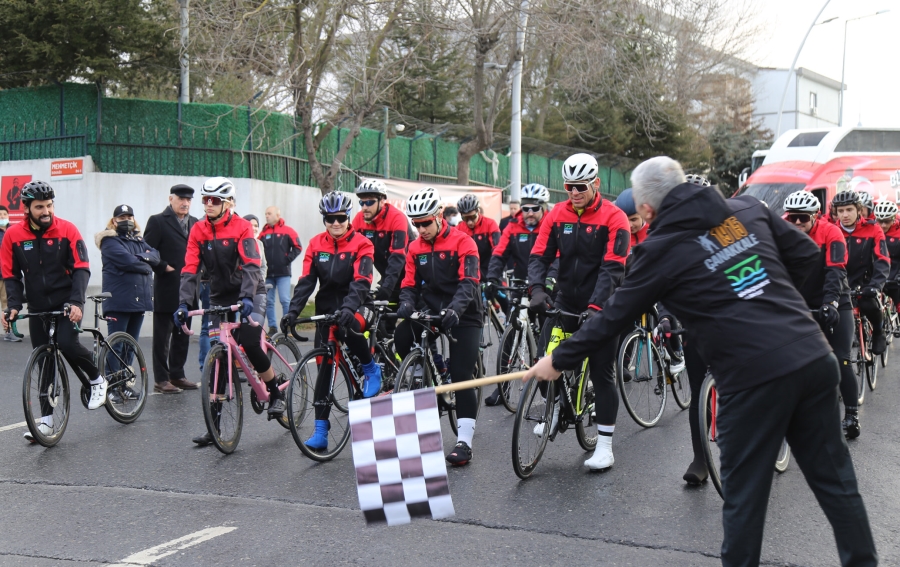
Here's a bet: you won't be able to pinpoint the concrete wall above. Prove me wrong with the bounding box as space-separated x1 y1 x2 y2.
753 69 841 139
0 157 327 336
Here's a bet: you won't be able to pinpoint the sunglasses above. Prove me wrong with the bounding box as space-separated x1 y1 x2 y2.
323 214 349 225
413 218 435 229
564 182 591 193
521 205 542 213
461 213 478 222
787 213 812 224
202 196 223 206
359 198 378 207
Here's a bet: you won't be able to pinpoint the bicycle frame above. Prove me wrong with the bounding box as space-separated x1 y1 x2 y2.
544 311 591 427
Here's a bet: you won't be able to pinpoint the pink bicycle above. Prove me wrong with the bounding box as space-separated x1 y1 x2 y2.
182 304 301 454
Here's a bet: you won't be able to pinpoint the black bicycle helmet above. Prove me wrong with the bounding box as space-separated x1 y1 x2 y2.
319 191 353 215
831 190 860 208
21 180 55 202
457 193 480 214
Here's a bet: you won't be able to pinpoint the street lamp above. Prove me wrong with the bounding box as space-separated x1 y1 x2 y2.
840 9 890 126
775 1 839 137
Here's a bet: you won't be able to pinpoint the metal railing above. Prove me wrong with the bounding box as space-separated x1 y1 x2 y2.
0 135 86 162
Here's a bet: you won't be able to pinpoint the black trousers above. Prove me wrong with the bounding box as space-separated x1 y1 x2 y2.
394 321 480 421
152 311 190 383
312 312 375 420
817 306 858 409
30 312 99 416
717 353 876 567
857 295 883 337
684 337 707 463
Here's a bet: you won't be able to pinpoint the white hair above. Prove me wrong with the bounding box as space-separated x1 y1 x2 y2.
631 156 687 212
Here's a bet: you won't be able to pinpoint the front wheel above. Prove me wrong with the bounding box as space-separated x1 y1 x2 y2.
698 373 723 499
396 350 457 433
99 332 149 424
200 344 243 454
774 439 791 473
511 378 554 479
23 346 70 447
574 363 597 451
496 324 533 414
269 334 301 430
852 333 866 405
669 366 691 410
617 330 667 428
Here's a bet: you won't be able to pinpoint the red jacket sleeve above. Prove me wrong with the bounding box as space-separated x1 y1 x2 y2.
289 241 319 314
870 224 890 289
64 222 90 308
449 234 481 314
527 209 557 291
178 224 203 306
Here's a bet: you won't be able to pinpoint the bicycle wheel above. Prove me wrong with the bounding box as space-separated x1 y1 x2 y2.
852 332 866 405
374 339 400 392
480 306 504 381
269 334 301 430
200 344 243 454
698 373 723 499
617 330 667 428
511 378 555 479
396 350 458 433
865 323 878 391
774 438 791 473
669 366 691 410
289 348 354 462
496 325 532 414
99 332 148 424
574 364 597 451
22 346 70 447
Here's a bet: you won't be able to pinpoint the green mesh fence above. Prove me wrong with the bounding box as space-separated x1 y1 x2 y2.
0 83 631 197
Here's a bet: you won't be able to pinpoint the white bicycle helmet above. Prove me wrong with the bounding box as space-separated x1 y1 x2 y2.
355 178 388 197
520 183 550 203
874 200 899 221
857 190 874 210
783 191 820 214
562 153 599 183
406 187 442 219
685 173 711 187
201 176 236 201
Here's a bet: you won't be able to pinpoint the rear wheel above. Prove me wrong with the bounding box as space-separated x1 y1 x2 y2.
670 367 691 410
100 332 148 424
698 373 723 499
396 350 458 433
774 439 791 473
864 321 878 391
496 324 532 414
617 330 667 428
200 344 243 454
269 334 301 430
574 364 597 451
22 346 70 447
852 331 866 405
511 378 554 479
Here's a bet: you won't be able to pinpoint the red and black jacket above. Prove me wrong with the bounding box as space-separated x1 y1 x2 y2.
352 203 409 295
528 193 630 311
883 220 900 282
486 211 544 282
400 223 483 327
456 214 500 282
180 209 264 307
1 217 90 311
289 228 374 316
631 222 648 247
797 218 850 309
257 218 302 278
840 218 890 290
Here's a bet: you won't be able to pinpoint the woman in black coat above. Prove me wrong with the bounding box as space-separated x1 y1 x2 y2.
95 204 160 340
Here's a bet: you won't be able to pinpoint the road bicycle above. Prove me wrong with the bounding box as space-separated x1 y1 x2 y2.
13 296 149 447
511 309 596 480
698 373 791 499
286 308 401 461
183 304 300 454
495 279 539 413
616 308 690 428
880 292 898 368
392 312 484 436
850 289 877 404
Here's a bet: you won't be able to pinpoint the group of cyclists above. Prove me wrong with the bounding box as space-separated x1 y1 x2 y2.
3 153 898 473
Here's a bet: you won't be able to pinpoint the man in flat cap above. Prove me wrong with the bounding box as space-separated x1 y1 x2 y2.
144 184 200 393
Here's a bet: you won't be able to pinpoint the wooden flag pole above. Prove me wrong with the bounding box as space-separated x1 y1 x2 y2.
433 371 530 394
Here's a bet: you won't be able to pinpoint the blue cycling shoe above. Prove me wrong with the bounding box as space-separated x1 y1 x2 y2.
305 419 330 451
361 361 383 398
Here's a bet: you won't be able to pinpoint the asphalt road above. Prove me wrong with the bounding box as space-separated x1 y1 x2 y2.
1 333 899 566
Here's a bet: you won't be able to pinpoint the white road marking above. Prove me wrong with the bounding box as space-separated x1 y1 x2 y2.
108 526 236 566
0 421 27 432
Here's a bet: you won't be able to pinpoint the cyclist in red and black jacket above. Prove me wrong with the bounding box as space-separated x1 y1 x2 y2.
783 190 860 439
832 189 890 356
281 192 380 452
2 181 109 440
175 177 277 447
395 187 483 466
456 193 501 281
351 179 410 302
258 207 302 333
527 153 630 471
875 200 900 311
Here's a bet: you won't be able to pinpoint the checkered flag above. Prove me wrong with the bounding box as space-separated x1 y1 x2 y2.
349 388 455 525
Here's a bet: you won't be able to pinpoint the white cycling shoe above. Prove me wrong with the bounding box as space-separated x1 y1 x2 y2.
669 358 686 375
533 403 560 437
24 423 53 443
585 436 614 470
88 379 108 410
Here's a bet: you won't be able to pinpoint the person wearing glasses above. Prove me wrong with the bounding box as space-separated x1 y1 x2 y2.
528 153 631 471
783 191 858 440
351 179 410 304
832 189 889 358
175 177 280 447
395 187 483 466
456 194 501 282
281 192 380 451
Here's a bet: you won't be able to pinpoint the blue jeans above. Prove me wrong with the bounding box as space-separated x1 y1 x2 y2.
266 276 292 329
105 311 145 371
199 282 211 372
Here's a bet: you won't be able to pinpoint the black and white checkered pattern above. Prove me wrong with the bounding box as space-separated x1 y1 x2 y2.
349 388 455 525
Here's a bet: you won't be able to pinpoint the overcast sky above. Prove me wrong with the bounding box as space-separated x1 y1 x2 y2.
746 0 897 128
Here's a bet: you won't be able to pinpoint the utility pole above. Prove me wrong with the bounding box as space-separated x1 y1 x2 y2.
179 0 190 104
509 0 529 202
384 107 390 179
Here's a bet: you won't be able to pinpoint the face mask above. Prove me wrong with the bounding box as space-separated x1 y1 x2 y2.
117 220 135 233
0 219 8 228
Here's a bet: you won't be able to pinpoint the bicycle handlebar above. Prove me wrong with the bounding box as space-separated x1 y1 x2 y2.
5 308 72 338
546 308 581 319
181 304 259 335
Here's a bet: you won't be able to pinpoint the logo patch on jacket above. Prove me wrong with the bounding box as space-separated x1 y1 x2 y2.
724 255 769 299
23 241 33 251
318 252 331 262
563 223 574 235
703 217 760 272
518 234 529 242
418 254 428 265
365 231 374 238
